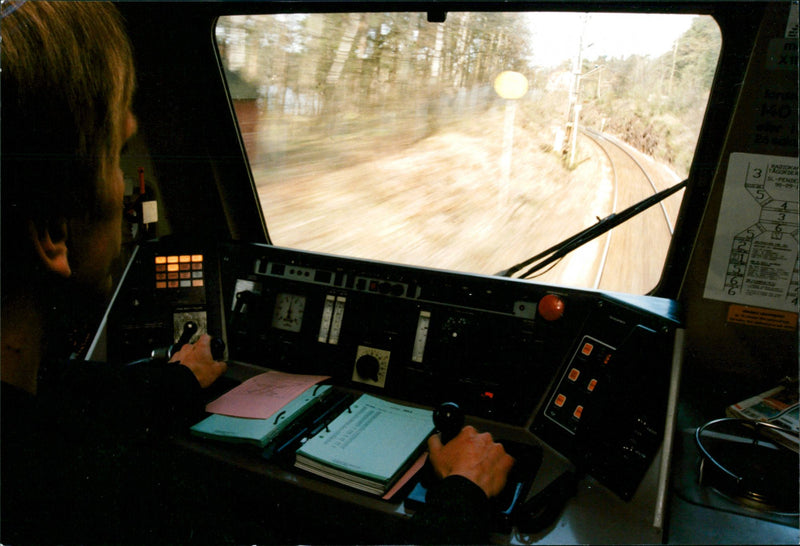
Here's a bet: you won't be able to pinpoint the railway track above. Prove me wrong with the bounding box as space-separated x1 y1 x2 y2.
580 127 680 293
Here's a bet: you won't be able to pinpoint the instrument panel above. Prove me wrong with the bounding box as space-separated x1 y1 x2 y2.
104 239 681 500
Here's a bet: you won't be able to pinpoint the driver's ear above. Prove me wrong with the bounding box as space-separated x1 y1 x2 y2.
28 219 71 278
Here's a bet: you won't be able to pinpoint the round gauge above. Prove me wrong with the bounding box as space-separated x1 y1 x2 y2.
271 293 306 332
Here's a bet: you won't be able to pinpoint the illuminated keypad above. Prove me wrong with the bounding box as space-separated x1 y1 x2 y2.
155 254 204 289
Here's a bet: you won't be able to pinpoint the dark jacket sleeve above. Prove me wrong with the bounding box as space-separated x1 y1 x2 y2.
410 475 493 544
37 357 204 441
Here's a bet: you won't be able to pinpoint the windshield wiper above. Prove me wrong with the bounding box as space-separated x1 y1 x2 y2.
497 178 689 279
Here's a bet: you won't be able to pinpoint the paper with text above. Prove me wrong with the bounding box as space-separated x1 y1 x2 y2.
205 370 330 419
704 153 799 312
297 394 433 482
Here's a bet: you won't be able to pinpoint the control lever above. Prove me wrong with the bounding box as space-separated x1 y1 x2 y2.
150 321 199 361
148 322 226 363
408 402 542 533
432 401 464 444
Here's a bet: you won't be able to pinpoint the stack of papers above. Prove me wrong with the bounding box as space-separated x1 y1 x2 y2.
726 380 799 452
295 394 434 495
190 371 330 447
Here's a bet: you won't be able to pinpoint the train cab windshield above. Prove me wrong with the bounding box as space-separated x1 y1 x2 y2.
215 11 722 294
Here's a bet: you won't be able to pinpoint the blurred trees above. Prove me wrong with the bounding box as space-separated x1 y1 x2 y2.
580 17 721 173
217 12 532 154
217 12 720 176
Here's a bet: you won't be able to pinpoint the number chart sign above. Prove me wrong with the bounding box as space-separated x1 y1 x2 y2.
704 153 798 313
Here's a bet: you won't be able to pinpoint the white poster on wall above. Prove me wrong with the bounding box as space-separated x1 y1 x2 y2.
704 153 799 312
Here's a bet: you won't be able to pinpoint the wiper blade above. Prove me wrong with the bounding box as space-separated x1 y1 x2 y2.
497 178 688 279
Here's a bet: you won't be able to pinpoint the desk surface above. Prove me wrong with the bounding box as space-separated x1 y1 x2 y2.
179 363 666 544
180 363 797 544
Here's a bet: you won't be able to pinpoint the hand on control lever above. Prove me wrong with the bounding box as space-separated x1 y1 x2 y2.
150 321 199 361
433 401 464 444
428 403 515 499
169 333 227 388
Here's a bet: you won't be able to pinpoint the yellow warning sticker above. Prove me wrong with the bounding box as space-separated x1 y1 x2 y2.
727 304 798 331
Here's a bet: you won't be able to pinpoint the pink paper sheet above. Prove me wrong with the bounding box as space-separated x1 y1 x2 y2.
382 453 428 500
205 370 330 419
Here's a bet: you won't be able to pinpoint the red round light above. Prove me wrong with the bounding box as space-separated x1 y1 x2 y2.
538 294 565 321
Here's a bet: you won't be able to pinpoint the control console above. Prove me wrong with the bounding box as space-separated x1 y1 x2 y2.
101 239 681 501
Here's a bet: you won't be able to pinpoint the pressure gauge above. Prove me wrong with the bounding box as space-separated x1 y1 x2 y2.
272 293 306 332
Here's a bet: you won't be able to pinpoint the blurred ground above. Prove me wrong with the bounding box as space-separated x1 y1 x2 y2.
254 107 674 292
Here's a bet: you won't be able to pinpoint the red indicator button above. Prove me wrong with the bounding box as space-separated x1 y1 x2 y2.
581 342 594 356
554 394 566 408
568 368 580 382
573 405 584 419
603 354 612 365
538 294 565 321
587 379 598 392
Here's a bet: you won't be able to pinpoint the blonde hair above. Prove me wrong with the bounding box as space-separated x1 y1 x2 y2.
1 1 135 287
2 1 135 219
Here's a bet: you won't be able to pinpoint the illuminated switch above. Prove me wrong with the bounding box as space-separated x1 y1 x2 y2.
587 379 598 392
581 342 593 356
568 368 580 382
573 405 584 420
554 394 566 408
155 256 167 265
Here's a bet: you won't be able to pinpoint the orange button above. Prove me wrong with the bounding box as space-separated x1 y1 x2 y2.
573 405 584 419
555 394 566 408
155 256 167 265
581 342 593 356
587 379 598 392
568 368 580 382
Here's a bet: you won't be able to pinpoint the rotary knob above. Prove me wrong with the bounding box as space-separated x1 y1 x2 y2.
355 354 380 381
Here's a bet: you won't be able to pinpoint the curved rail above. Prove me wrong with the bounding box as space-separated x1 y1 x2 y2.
580 127 675 289
580 130 618 289
583 127 675 234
